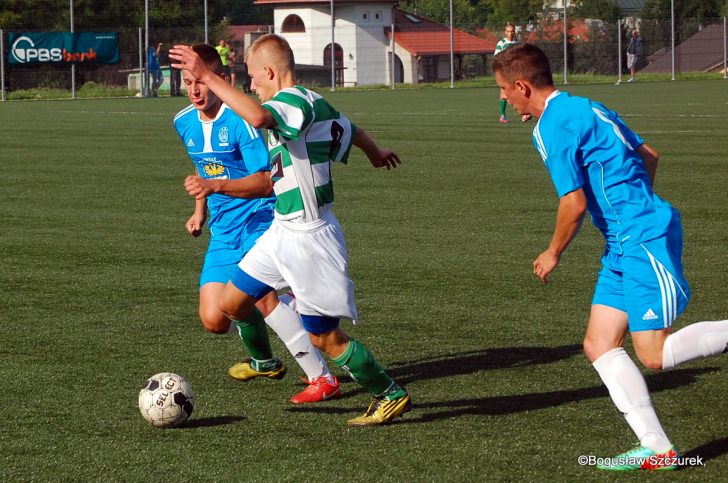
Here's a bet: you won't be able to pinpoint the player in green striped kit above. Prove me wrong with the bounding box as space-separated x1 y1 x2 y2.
494 23 531 123
171 34 411 426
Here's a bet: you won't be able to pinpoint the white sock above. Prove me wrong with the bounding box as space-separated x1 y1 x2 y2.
663 320 728 369
264 301 331 382
592 348 672 453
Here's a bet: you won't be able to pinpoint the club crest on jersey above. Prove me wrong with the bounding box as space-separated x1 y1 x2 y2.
204 163 225 177
218 127 229 146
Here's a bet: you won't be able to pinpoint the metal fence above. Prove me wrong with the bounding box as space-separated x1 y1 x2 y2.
1 0 726 100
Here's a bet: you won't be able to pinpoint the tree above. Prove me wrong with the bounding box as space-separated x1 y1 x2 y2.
486 0 544 26
641 0 725 47
400 0 482 31
571 0 621 21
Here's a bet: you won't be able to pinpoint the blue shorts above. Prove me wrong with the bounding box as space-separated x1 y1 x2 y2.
199 211 272 288
230 268 274 300
299 314 340 334
228 272 339 334
592 219 691 332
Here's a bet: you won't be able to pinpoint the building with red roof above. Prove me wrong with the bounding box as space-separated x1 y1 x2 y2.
253 0 494 85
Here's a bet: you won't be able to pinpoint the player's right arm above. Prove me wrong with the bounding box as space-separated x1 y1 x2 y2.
169 46 274 129
186 198 207 237
533 188 586 284
184 172 273 200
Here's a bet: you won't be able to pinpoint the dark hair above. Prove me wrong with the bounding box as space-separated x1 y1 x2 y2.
492 43 554 88
191 43 224 75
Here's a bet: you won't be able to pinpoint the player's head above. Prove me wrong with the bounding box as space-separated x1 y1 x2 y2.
632 29 639 37
245 34 296 101
493 43 553 115
219 39 227 47
184 43 226 114
504 23 515 41
493 42 553 88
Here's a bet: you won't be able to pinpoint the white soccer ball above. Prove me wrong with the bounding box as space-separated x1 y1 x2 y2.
138 372 195 428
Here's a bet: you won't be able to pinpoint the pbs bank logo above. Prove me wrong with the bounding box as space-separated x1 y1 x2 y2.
11 36 62 63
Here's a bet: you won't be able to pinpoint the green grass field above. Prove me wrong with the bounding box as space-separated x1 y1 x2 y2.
2 80 728 481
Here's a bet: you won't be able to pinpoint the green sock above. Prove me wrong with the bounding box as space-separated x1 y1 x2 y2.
499 99 507 116
332 338 404 398
234 309 274 362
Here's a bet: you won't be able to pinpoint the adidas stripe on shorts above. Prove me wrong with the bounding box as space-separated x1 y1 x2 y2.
592 218 691 332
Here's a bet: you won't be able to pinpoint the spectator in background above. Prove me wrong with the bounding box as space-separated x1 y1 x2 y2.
215 39 232 82
627 29 644 83
228 48 238 87
149 42 164 96
169 46 182 96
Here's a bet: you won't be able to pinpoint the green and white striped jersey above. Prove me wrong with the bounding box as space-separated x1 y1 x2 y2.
263 86 356 224
494 37 518 55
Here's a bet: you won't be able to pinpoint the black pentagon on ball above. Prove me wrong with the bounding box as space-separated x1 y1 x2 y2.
174 392 194 416
144 379 160 391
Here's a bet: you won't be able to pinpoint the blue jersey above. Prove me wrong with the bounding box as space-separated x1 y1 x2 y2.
533 91 676 251
174 103 275 247
148 48 160 71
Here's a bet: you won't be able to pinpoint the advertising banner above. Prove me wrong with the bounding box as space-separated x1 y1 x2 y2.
8 32 119 65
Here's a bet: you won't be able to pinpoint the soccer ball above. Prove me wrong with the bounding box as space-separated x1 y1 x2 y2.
138 372 195 428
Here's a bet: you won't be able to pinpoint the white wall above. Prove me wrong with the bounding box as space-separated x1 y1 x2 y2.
275 3 395 86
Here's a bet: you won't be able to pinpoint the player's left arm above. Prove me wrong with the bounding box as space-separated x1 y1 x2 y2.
186 198 207 237
352 127 401 170
533 188 587 284
636 143 659 185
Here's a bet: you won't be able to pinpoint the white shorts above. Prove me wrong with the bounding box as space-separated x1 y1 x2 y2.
239 209 358 321
627 53 637 69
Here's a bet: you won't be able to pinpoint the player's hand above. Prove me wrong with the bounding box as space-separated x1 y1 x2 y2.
369 148 401 170
533 249 560 284
185 175 214 200
521 114 533 123
185 213 205 237
170 45 209 81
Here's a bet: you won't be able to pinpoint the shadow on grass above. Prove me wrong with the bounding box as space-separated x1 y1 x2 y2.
320 344 583 400
386 344 584 385
680 437 728 469
288 344 582 413
181 415 246 428
396 367 718 424
286 348 719 426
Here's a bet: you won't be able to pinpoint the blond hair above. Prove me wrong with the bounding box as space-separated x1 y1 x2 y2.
247 34 295 72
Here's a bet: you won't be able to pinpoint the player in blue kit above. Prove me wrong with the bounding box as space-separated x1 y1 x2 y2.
494 43 728 471
173 44 341 404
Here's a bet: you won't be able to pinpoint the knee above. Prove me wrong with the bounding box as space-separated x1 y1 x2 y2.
254 292 279 318
583 335 610 363
198 307 231 334
309 328 349 357
217 296 252 322
583 331 625 363
636 352 664 371
633 334 669 371
308 332 329 352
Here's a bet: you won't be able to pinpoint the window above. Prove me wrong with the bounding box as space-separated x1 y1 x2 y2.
362 11 369 22
282 14 305 33
374 11 382 22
